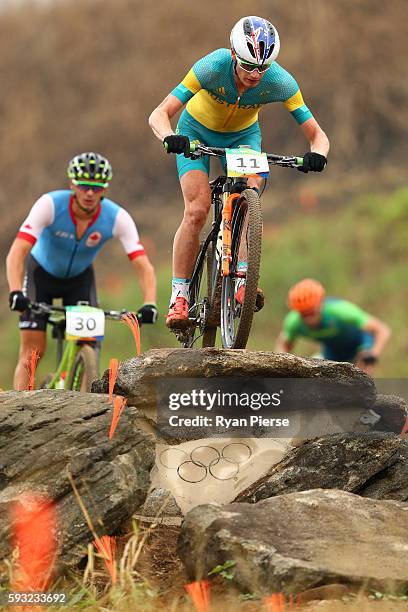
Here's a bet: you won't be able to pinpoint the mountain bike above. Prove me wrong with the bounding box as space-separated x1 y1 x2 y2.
167 143 303 349
28 302 132 392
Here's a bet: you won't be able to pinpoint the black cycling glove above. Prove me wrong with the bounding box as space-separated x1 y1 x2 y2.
298 152 327 173
359 352 379 365
9 290 30 312
137 303 158 324
163 135 191 157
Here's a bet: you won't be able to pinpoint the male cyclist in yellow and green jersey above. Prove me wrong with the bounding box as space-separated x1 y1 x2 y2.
149 16 330 328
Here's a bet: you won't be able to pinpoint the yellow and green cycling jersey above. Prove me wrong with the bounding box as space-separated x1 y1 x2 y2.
171 48 312 133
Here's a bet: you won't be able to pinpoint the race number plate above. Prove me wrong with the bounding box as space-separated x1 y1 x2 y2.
225 148 269 178
65 305 105 340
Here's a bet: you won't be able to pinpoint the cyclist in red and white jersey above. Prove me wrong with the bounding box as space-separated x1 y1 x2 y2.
6 152 157 390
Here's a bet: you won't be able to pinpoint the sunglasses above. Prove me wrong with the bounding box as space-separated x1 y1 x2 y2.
74 182 106 193
236 57 271 74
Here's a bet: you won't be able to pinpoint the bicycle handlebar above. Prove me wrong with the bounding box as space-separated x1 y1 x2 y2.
164 141 303 168
28 301 134 321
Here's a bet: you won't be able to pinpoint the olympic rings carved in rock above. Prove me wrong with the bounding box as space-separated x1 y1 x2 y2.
158 443 252 483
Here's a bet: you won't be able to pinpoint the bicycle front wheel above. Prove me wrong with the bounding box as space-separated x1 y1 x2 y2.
220 188 262 349
67 344 99 392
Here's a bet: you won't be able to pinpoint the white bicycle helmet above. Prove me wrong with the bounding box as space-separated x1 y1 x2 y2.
230 16 280 66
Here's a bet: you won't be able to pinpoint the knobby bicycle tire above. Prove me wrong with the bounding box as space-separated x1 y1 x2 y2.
206 235 222 328
67 344 99 392
220 188 262 349
181 239 216 348
202 241 218 347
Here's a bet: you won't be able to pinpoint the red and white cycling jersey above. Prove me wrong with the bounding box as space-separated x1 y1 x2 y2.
17 190 146 278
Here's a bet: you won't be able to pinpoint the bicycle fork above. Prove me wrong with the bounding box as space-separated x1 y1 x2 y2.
222 192 240 277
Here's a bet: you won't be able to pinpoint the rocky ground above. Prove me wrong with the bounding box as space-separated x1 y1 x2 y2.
1 349 407 608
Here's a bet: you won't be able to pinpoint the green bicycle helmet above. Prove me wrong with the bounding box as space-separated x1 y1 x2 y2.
67 152 113 187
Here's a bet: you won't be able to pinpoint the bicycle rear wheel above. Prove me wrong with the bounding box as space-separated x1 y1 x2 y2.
67 344 99 392
202 241 219 347
181 239 218 348
220 188 262 349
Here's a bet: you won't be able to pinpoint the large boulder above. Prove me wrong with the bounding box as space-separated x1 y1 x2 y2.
178 489 408 595
91 348 376 411
91 350 406 515
0 390 154 571
236 433 408 503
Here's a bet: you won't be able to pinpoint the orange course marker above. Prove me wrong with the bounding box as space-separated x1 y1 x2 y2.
108 358 119 403
27 349 41 391
12 493 57 592
108 395 127 440
121 312 141 356
400 415 408 438
184 580 211 612
93 535 117 584
263 592 288 611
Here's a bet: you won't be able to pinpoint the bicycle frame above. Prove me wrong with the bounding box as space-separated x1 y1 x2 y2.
48 339 92 390
174 144 303 348
189 143 302 285
28 302 132 389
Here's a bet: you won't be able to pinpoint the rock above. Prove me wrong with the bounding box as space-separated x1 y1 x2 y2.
91 348 376 411
236 433 407 503
137 488 183 525
90 350 405 516
0 390 155 572
373 394 408 434
359 438 408 502
297 583 353 603
178 489 408 595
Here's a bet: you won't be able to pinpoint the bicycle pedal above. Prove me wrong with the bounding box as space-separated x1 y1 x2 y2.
255 289 265 312
173 328 191 344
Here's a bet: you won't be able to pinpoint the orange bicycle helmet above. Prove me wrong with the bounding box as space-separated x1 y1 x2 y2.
288 279 325 314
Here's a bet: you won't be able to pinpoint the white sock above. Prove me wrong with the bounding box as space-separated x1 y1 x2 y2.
170 277 190 305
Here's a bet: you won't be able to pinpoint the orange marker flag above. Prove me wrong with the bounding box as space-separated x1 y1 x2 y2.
108 395 127 440
263 592 286 612
184 580 211 612
108 358 119 403
27 349 41 391
12 493 57 592
93 535 117 584
121 312 141 356
400 416 408 438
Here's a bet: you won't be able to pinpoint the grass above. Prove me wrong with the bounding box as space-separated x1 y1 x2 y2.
2 519 407 611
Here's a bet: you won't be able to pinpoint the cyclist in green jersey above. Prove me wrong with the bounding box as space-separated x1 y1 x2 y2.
275 279 391 375
148 16 329 328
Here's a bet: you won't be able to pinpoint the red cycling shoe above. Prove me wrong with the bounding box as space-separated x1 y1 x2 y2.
166 296 189 328
235 285 265 312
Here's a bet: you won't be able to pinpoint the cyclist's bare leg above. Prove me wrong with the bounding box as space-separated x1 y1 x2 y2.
173 170 211 279
14 330 46 390
247 176 263 190
354 358 375 377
